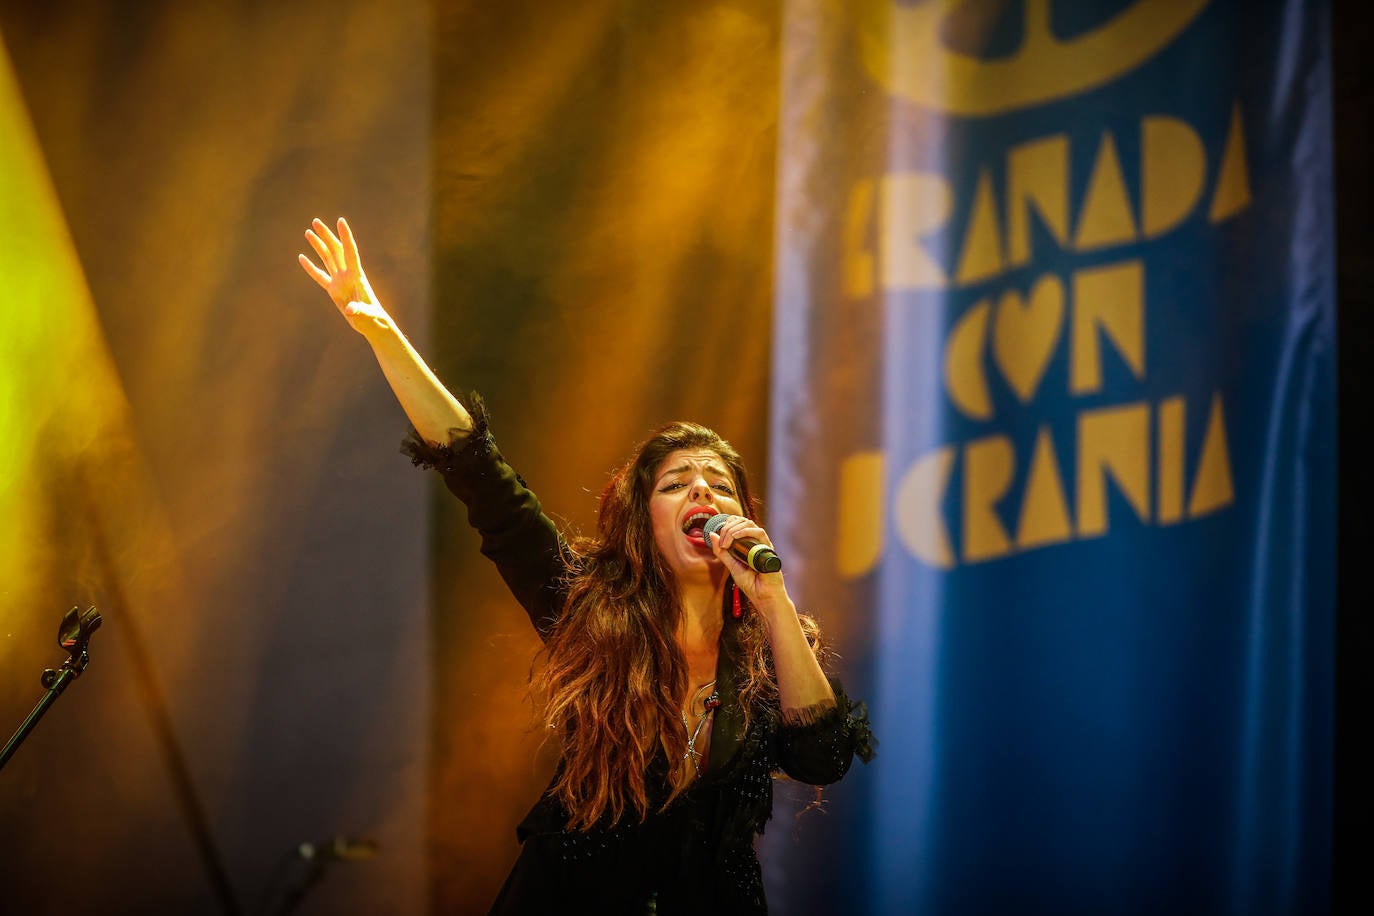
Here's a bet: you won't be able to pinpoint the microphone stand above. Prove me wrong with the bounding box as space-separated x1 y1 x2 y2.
256 838 378 916
1 607 102 771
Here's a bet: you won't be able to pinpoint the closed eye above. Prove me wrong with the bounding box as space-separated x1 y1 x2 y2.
657 480 736 495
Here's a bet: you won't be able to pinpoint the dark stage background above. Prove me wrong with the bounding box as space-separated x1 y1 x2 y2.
0 1 430 913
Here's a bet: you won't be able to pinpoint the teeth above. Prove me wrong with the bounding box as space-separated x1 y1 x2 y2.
681 510 715 533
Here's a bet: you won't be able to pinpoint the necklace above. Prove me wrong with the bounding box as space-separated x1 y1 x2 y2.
681 680 719 777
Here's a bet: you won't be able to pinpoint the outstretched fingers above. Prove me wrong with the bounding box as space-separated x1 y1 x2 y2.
298 252 331 288
337 217 362 273
300 216 379 321
305 227 338 274
311 217 346 268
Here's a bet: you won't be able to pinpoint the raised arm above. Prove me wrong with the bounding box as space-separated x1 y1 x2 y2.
298 217 471 445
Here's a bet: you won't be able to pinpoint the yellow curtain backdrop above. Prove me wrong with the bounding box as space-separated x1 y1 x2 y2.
431 1 782 909
0 3 428 912
0 34 114 654
3 1 784 910
0 25 203 905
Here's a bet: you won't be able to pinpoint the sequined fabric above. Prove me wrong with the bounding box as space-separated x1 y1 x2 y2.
405 395 874 914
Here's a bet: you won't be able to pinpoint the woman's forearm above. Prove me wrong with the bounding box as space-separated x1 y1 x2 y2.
761 598 836 715
359 313 473 445
299 217 470 444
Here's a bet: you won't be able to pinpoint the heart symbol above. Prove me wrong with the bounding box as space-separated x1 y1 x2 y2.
943 298 993 420
992 275 1064 403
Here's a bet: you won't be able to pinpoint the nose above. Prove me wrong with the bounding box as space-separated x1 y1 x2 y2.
689 475 713 502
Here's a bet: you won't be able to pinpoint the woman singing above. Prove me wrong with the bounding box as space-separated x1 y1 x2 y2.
299 217 873 914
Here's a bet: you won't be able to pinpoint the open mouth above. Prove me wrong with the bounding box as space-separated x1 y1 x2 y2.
681 507 719 544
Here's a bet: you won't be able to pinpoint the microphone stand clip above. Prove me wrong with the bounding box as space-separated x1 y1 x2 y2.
1 606 102 771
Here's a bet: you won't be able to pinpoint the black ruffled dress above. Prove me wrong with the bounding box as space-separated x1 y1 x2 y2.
403 399 874 915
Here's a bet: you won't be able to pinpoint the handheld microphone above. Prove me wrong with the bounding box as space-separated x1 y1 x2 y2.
702 514 783 573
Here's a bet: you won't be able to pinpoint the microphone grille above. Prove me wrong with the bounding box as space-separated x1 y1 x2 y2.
702 513 733 546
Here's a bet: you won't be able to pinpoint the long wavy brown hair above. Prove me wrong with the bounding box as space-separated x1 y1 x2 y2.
532 421 822 830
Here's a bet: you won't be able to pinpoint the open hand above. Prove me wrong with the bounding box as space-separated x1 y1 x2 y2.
298 217 388 333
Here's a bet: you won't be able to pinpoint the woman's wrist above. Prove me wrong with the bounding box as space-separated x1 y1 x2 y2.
753 592 798 631
355 307 399 342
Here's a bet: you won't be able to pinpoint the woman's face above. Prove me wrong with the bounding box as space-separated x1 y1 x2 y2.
648 448 743 581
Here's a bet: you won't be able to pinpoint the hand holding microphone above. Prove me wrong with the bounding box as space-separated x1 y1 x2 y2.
702 514 783 573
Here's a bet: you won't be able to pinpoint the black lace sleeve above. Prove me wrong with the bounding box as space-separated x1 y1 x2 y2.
400 391 496 471
773 681 876 786
401 393 568 637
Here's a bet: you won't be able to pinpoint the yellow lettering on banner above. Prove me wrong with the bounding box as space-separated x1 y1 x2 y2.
955 169 1005 286
1077 402 1151 537
1141 115 1206 238
1209 103 1252 223
879 394 1232 570
1188 393 1234 517
1071 260 1145 394
1007 134 1070 268
992 274 1064 404
963 435 1015 563
882 172 950 290
895 447 956 569
1157 395 1186 525
837 450 885 577
1016 427 1073 551
848 0 1210 117
943 299 994 420
1074 132 1138 250
844 178 876 299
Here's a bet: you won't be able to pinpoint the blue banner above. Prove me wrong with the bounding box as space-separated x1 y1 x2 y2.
768 1 1335 912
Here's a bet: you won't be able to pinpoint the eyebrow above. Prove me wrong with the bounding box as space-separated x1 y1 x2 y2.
656 463 732 484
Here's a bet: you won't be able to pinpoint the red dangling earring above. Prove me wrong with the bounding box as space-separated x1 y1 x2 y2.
731 581 743 619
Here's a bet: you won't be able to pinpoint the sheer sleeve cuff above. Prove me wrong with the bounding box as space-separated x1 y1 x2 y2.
780 683 877 765
781 698 837 728
400 391 493 471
